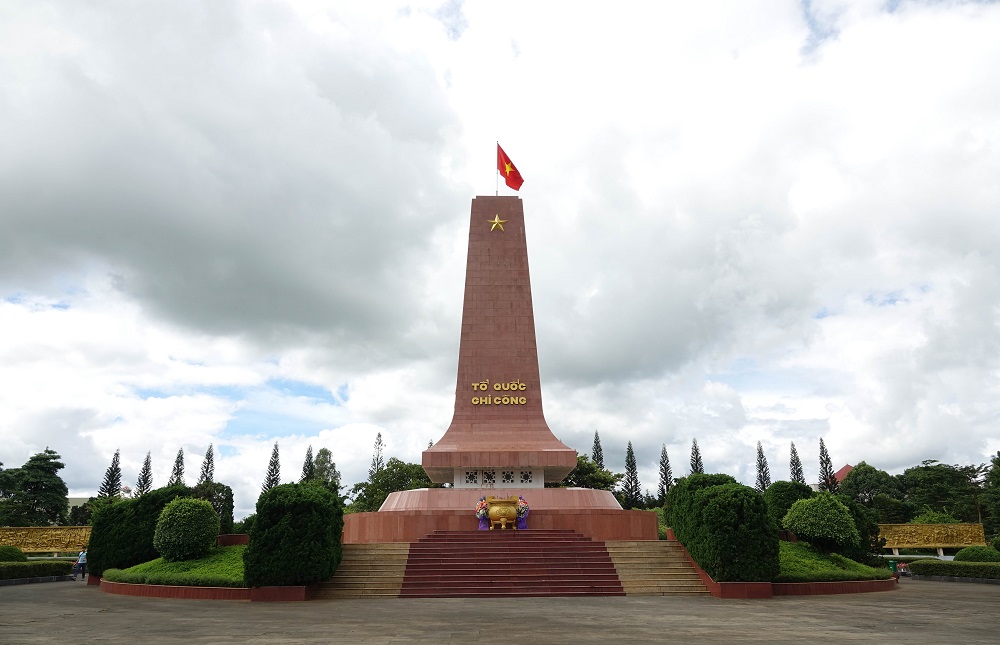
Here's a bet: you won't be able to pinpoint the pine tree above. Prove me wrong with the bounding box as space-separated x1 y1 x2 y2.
135 452 153 496
369 433 385 480
690 439 704 474
300 445 315 483
818 438 838 493
657 445 673 503
789 442 805 484
592 430 604 469
167 448 185 486
262 442 280 492
620 442 642 510
313 447 342 495
197 443 215 485
98 449 122 498
755 442 772 493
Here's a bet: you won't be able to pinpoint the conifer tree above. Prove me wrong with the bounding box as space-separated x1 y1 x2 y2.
300 445 315 482
818 438 838 493
690 439 704 474
167 448 185 486
197 443 215 485
789 442 805 484
98 449 122 498
313 447 342 495
620 442 642 510
135 452 153 496
657 445 673 503
755 441 772 493
369 433 385 479
262 442 280 492
592 430 605 469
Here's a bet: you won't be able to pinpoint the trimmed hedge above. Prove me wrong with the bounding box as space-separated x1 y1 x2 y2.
763 481 814 528
88 484 192 576
953 546 1000 562
783 493 860 554
153 498 220 561
0 545 29 562
666 474 779 582
909 559 1000 579
243 483 343 587
0 560 74 580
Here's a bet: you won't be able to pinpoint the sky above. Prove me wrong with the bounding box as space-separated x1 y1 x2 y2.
2 0 999 519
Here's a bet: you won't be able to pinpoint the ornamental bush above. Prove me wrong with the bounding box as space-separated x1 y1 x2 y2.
0 545 28 562
909 559 1000 579
991 536 1000 552
88 484 192 576
835 495 885 566
763 481 814 528
153 498 220 562
243 483 343 587
953 546 1000 562
783 493 860 555
665 474 779 582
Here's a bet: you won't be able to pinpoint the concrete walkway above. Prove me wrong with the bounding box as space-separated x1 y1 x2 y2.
1 578 998 644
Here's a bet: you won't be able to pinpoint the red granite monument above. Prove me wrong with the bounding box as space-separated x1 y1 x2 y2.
342 196 656 543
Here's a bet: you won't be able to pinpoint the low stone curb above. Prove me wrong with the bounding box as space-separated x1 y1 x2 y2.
912 574 1000 585
0 575 75 587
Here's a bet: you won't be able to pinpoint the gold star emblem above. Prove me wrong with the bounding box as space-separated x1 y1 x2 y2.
489 215 507 231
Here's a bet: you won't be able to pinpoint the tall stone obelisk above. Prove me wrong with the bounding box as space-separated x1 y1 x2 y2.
422 196 577 486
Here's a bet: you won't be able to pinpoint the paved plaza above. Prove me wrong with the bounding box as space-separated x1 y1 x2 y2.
2 578 999 644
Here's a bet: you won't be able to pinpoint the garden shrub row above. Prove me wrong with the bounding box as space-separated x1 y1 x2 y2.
665 473 779 582
0 560 75 580
102 568 245 588
909 559 1000 579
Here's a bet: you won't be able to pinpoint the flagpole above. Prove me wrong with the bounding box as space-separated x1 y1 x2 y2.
496 141 499 196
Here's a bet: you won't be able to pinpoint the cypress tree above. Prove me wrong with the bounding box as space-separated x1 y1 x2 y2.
818 438 838 493
167 448 185 486
620 442 642 510
300 445 315 483
135 452 153 496
592 430 605 469
789 442 805 485
98 449 122 498
690 439 704 474
369 433 385 480
262 442 281 492
197 443 215 485
755 442 772 493
657 445 673 504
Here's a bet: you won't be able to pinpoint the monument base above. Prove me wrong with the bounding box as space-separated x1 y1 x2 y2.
342 488 658 543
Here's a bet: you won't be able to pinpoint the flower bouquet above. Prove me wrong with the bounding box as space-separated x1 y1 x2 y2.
515 496 529 530
475 497 489 530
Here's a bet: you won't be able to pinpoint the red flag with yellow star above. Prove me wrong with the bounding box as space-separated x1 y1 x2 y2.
497 144 524 190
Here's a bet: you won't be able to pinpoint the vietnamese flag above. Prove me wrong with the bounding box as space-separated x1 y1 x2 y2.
497 144 524 191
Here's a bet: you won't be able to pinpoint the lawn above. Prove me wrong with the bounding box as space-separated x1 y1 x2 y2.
101 545 246 587
776 541 893 583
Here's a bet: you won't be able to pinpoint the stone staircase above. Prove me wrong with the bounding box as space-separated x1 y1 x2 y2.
399 529 625 598
314 543 410 599
605 540 709 596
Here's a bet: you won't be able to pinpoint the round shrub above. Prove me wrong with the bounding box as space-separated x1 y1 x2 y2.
243 483 343 587
783 493 860 555
763 481 814 528
153 497 220 561
953 546 1000 562
0 545 28 562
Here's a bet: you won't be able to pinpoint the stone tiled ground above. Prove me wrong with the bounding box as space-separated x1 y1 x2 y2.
1 578 998 644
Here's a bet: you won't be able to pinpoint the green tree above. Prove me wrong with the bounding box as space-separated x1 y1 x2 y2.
618 442 642 510
789 442 805 485
910 506 960 524
657 445 673 504
369 433 385 479
197 444 215 485
312 448 342 497
762 480 814 528
555 455 621 490
348 458 439 513
135 452 153 496
840 461 901 505
300 445 315 482
193 480 235 534
983 452 1000 537
755 442 771 493
818 438 838 493
98 449 122 498
167 449 185 487
901 460 980 522
262 442 281 493
0 449 69 526
592 430 604 469
690 439 704 475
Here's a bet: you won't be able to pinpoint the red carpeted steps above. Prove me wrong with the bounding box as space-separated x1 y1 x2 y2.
399 529 626 598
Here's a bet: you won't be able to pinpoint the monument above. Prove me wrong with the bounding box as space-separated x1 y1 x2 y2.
341 196 656 543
